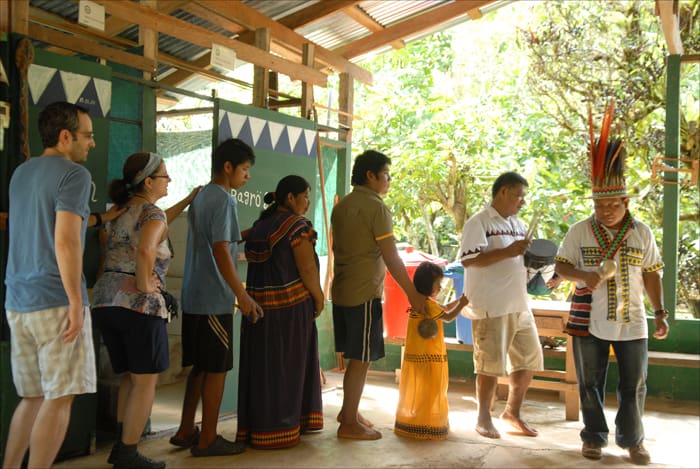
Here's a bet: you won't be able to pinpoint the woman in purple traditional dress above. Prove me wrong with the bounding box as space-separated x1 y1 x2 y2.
236 175 325 449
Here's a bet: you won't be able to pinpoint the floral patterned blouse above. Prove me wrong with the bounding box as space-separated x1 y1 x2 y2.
91 203 171 319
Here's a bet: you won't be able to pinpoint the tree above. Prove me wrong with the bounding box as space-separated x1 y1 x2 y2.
353 0 699 301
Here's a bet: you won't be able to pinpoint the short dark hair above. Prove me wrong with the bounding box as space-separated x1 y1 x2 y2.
38 101 89 148
413 261 444 296
213 138 255 174
492 171 528 198
351 150 391 186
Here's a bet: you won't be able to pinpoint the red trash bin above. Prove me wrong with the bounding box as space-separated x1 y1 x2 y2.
383 246 447 339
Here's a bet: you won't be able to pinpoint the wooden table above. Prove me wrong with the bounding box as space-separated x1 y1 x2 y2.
497 299 579 421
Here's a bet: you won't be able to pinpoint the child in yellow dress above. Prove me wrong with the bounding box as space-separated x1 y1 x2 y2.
394 261 469 440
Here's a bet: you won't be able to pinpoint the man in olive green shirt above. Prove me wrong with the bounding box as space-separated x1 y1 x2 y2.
331 150 425 440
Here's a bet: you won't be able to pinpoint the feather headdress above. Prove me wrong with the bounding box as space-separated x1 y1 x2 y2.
588 100 629 199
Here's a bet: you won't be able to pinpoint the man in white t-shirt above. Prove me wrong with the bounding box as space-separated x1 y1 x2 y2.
460 171 543 440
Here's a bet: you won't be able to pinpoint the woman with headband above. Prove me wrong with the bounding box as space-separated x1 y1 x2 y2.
91 152 196 469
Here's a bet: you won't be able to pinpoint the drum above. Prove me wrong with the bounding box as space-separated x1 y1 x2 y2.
524 239 558 295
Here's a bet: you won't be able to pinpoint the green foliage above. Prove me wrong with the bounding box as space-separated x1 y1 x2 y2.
353 0 699 306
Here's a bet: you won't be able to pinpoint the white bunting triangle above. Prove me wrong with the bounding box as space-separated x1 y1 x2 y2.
27 64 57 104
248 116 266 145
60 70 92 105
267 121 285 148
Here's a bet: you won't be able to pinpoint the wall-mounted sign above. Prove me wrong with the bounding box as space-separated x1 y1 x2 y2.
78 0 105 32
210 43 237 72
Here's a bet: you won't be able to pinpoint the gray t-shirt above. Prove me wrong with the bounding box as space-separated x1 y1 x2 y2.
181 183 241 315
5 155 91 312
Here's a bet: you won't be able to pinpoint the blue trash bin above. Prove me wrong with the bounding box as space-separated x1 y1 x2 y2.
444 262 472 344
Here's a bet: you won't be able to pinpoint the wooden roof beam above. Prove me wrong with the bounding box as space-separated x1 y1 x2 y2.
341 4 405 51
27 22 157 73
335 0 495 59
194 0 372 85
180 2 246 36
103 0 190 37
277 0 361 29
96 0 327 87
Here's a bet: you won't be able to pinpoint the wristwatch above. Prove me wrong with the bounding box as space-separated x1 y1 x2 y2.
654 309 669 319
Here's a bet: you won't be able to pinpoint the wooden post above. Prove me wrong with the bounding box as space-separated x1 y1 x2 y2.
300 43 314 119
0 0 10 34
252 28 270 108
269 71 278 111
338 72 354 143
9 0 28 35
139 0 158 81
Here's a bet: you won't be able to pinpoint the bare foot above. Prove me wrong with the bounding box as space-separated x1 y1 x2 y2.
475 421 500 439
500 411 538 436
337 411 374 428
337 422 382 440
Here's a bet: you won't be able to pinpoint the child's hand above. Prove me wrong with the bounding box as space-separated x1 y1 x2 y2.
459 294 469 307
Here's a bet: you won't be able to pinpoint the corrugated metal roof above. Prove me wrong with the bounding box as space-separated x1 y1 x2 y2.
25 0 509 107
297 11 370 51
362 0 447 28
242 0 322 21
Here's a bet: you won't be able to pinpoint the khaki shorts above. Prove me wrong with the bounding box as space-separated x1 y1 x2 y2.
6 306 96 399
472 311 543 377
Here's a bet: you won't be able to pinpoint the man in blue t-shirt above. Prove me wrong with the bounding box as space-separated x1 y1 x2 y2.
3 101 97 469
170 138 263 457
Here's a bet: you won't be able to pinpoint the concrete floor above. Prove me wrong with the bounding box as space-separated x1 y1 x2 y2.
55 370 700 469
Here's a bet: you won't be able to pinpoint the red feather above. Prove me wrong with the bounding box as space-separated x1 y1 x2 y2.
596 100 615 181
588 103 595 175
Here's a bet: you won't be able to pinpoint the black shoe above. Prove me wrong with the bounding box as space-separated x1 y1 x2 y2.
191 435 246 457
113 448 166 469
107 441 122 464
169 426 200 448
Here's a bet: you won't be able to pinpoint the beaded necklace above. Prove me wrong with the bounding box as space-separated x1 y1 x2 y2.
590 210 633 262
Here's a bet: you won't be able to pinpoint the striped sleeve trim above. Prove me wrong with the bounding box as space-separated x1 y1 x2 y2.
375 232 393 241
554 255 574 265
642 262 664 273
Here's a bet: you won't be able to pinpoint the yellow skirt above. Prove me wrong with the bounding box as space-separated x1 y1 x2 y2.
394 300 450 440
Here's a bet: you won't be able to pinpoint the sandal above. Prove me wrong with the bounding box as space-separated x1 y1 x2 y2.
169 426 200 448
582 441 602 460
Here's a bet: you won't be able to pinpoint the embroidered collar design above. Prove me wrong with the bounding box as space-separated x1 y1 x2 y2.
589 211 635 322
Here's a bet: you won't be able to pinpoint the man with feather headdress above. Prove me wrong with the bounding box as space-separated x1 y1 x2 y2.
554 101 669 465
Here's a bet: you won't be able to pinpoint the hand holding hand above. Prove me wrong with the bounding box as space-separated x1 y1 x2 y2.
409 290 427 315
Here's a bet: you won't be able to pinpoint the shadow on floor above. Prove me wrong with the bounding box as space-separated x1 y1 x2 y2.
55 370 700 469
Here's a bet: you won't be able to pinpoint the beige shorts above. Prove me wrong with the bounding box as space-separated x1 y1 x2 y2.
6 306 96 399
472 311 543 377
